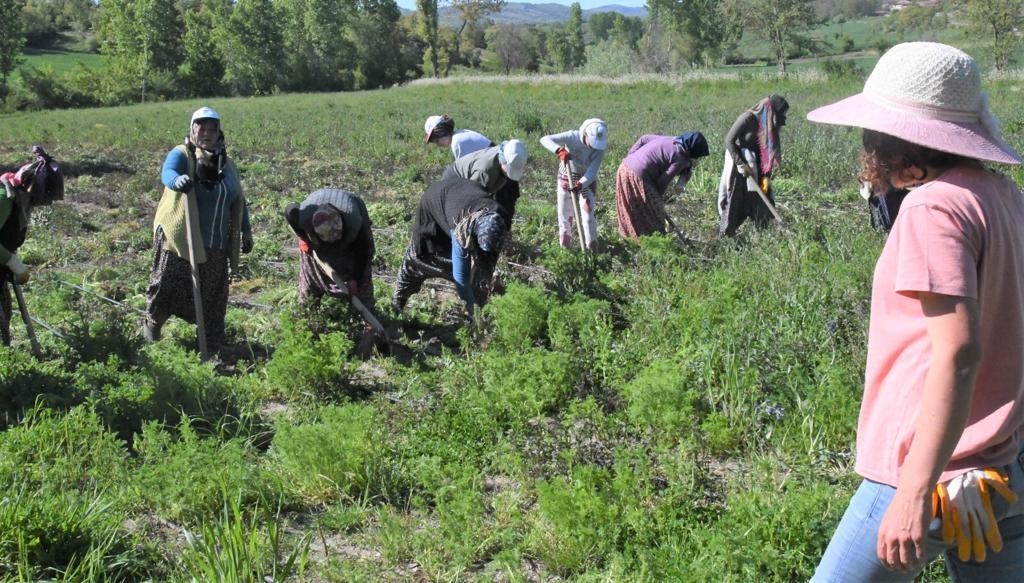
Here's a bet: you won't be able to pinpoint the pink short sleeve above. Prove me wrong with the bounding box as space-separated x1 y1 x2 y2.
891 203 979 299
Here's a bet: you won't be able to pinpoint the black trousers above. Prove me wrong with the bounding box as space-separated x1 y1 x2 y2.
391 245 498 310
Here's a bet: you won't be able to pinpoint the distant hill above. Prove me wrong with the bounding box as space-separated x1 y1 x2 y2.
434 2 648 26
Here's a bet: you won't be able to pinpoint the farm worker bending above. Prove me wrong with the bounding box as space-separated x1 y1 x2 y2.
808 42 1024 581
539 118 608 251
424 115 494 159
444 139 527 221
717 94 788 237
391 176 509 318
0 146 62 346
144 107 253 351
284 189 375 307
615 132 708 239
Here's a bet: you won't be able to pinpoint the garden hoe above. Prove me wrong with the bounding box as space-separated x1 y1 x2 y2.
310 250 397 356
560 155 588 252
742 150 784 226
183 183 210 360
13 283 42 358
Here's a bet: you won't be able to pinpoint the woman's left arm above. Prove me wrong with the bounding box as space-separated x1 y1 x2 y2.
876 292 982 571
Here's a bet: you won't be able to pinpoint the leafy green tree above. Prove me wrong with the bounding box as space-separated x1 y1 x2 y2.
967 0 1024 69
179 0 229 96
445 0 504 75
566 2 585 68
278 0 358 91
216 0 283 95
416 0 439 76
0 0 25 85
97 0 184 101
351 0 418 88
739 0 815 73
487 23 537 74
589 12 643 48
547 2 585 72
643 0 739 67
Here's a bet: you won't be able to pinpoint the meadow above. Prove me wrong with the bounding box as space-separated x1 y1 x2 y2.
3 71 1024 581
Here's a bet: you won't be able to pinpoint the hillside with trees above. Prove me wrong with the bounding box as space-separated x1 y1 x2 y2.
1 0 1021 110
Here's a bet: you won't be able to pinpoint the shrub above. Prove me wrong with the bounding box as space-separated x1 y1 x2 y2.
484 281 553 351
820 59 863 82
622 359 701 437
0 406 130 496
527 465 621 576
264 315 357 402
0 349 76 427
0 486 142 581
133 419 272 524
62 300 143 366
457 348 574 429
180 493 309 582
269 404 401 505
580 40 638 77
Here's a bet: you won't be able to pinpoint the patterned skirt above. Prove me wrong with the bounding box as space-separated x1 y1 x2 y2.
615 163 665 239
145 228 230 347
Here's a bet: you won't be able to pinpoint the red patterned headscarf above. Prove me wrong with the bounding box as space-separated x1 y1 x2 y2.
750 95 788 176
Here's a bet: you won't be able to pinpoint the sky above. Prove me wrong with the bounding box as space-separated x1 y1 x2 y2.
395 0 648 11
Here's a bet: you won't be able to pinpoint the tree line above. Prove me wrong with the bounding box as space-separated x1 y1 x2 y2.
0 0 1020 111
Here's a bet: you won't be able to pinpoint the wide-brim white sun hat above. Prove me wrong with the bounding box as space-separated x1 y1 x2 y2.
500 139 527 181
807 42 1021 165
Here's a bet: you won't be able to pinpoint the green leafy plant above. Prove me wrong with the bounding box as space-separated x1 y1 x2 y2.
180 492 310 583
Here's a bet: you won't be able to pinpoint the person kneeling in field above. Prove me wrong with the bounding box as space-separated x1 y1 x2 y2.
283 189 383 351
443 139 526 221
391 176 509 321
717 95 788 237
615 132 708 239
145 107 253 351
424 115 493 160
0 146 62 346
539 118 608 251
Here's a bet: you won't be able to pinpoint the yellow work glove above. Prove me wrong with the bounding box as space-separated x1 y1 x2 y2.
933 468 1018 562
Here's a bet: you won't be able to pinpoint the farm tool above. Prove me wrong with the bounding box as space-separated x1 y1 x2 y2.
559 152 588 252
309 249 397 356
13 283 42 358
742 150 783 226
182 184 210 360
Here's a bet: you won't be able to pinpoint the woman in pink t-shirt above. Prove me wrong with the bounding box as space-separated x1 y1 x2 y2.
808 42 1024 581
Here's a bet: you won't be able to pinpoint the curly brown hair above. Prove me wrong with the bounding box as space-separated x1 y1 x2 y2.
858 129 972 195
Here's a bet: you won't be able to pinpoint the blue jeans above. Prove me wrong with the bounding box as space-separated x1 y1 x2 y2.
813 450 1024 582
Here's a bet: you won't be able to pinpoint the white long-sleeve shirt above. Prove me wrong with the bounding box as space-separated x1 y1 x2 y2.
451 129 493 159
539 130 606 188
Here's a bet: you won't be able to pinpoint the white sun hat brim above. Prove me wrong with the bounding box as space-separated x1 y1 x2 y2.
807 42 1021 165
807 93 1021 165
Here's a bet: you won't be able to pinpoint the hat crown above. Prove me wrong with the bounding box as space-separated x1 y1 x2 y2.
500 139 527 180
191 106 220 124
424 115 443 135
865 42 981 117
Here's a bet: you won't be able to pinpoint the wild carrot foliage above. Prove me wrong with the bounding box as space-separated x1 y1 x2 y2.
1 73 1022 580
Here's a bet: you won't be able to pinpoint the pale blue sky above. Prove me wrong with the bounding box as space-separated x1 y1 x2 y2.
396 0 648 11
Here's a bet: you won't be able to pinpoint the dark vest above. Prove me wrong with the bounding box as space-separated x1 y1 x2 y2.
0 198 27 277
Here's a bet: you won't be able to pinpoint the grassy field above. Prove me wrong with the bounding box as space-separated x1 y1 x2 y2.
22 48 102 75
2 71 1024 581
